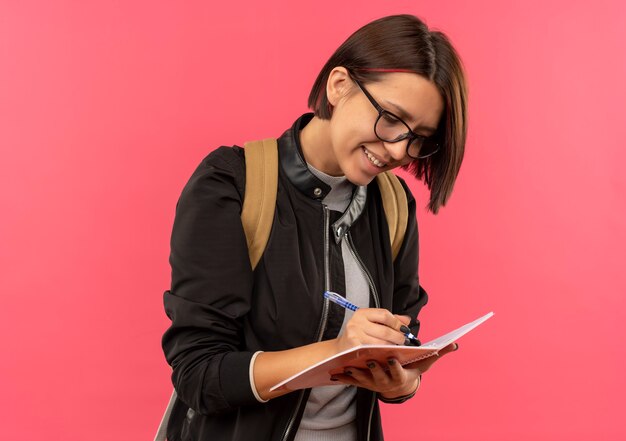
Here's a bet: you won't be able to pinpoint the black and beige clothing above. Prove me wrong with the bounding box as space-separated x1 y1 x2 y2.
161 113 429 441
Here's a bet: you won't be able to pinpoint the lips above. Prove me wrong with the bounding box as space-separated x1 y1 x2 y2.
362 147 387 168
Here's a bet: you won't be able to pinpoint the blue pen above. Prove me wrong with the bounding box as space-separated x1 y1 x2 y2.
323 291 421 345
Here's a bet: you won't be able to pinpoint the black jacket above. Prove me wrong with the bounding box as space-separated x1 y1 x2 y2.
161 113 428 441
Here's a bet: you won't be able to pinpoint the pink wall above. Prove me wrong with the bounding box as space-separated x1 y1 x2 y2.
1 1 625 440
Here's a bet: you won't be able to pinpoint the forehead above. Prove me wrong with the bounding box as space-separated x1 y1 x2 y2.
364 72 444 132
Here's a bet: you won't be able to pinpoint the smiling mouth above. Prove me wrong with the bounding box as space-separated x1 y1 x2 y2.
362 147 388 168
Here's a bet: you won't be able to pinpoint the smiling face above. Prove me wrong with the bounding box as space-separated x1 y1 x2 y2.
322 67 444 185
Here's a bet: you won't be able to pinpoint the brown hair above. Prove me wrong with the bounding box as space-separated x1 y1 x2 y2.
308 14 468 214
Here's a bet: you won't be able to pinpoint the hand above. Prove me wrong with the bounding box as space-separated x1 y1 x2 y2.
330 342 460 398
333 308 410 353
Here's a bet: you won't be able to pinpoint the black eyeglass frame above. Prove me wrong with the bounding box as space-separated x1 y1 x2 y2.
349 73 440 160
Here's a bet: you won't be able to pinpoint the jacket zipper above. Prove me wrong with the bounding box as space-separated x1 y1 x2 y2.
320 205 331 328
280 205 331 441
346 231 380 441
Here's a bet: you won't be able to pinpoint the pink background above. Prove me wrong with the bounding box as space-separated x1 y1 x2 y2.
1 1 625 440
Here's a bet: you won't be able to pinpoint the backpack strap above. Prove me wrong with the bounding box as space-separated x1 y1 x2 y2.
153 389 177 441
242 138 279 270
376 172 409 260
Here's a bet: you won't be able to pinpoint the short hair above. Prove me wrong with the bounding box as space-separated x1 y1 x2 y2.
308 14 468 214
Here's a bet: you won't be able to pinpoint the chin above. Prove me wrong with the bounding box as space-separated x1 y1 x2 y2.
345 171 376 187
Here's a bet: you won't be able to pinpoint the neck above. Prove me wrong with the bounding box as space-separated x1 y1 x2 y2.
299 116 343 176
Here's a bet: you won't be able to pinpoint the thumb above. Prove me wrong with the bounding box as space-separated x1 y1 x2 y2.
438 342 459 357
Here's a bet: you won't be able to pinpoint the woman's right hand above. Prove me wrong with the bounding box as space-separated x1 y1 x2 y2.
254 309 413 401
334 308 410 353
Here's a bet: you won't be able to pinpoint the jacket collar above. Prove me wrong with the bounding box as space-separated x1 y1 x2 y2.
278 113 368 242
278 113 331 201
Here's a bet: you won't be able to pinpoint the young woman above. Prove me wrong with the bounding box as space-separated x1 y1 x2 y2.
161 14 468 441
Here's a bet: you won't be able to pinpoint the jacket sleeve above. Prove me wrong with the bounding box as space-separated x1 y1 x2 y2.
161 147 260 416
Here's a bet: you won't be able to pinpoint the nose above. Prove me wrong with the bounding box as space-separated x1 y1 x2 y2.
381 140 407 163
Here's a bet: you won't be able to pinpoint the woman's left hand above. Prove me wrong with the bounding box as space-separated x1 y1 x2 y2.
330 341 459 398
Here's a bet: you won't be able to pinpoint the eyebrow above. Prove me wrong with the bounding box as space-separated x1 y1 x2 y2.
383 99 438 135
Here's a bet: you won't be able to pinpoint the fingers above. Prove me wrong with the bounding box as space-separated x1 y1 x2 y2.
438 342 459 357
359 308 407 332
338 309 419 350
337 360 398 390
394 314 411 326
368 360 400 386
331 344 460 392
363 324 406 346
348 309 410 345
385 357 407 379
394 315 415 343
330 359 418 397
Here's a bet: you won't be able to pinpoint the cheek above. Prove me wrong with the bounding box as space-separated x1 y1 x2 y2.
333 131 366 163
331 121 375 154
329 118 358 153
332 99 375 139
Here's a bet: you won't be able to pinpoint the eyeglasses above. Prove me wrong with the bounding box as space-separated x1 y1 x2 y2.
349 74 440 160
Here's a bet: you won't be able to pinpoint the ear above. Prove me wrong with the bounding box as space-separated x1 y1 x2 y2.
326 66 352 107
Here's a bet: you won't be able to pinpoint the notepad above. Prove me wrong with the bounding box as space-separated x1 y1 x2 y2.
270 311 494 392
